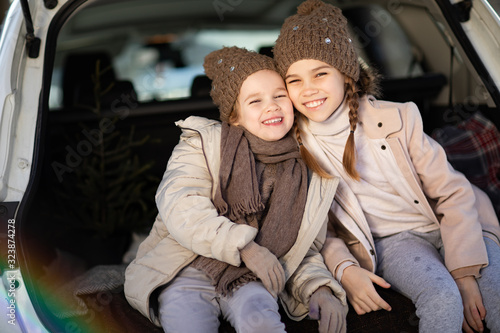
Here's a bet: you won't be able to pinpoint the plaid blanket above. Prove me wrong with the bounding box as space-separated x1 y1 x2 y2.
432 112 500 217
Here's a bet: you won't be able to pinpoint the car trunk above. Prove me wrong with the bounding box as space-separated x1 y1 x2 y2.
6 0 498 332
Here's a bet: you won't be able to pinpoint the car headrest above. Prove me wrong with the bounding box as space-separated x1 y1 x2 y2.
190 75 212 99
62 52 137 109
258 46 273 58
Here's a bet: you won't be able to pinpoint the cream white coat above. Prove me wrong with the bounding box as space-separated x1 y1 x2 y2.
124 116 346 326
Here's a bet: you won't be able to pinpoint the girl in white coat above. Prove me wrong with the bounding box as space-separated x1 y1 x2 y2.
125 46 347 333
273 1 500 332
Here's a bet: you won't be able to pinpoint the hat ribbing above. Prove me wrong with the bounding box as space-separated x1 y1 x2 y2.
273 0 359 81
204 46 277 122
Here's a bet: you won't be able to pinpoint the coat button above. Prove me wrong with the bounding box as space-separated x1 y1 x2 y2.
370 249 375 255
378 122 383 127
381 145 386 150
414 200 419 204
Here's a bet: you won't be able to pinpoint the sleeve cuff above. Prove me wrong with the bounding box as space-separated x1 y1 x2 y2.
450 265 482 280
322 236 359 274
335 260 358 285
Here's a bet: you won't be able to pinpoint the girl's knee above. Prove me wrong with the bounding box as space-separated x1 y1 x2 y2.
414 286 463 332
419 278 460 298
416 285 463 319
233 294 285 333
238 313 285 333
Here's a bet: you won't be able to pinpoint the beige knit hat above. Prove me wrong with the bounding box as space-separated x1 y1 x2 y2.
204 46 277 122
273 0 359 81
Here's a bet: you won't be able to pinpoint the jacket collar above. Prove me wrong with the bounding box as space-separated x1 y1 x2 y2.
358 96 403 139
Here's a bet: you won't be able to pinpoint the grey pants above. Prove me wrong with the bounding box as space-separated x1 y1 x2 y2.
375 229 500 333
158 267 286 333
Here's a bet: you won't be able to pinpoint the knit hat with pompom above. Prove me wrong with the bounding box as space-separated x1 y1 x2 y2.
203 46 277 122
273 0 359 81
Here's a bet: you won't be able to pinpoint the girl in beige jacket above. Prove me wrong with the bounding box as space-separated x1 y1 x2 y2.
273 1 500 332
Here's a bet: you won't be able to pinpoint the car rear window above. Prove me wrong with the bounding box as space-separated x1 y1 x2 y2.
49 28 280 109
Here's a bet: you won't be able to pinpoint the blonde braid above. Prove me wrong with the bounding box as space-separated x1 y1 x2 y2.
342 77 360 180
293 114 331 178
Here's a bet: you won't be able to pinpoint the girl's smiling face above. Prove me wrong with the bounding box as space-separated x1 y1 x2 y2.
233 70 294 141
285 59 346 123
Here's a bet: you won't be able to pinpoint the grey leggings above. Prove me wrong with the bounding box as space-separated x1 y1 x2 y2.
375 229 500 333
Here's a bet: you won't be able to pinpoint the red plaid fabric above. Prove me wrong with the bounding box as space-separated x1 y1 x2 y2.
432 112 500 217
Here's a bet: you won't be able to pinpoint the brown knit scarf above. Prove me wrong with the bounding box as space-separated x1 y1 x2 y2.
191 122 308 295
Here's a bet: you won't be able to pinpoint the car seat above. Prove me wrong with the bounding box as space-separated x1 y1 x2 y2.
190 75 212 99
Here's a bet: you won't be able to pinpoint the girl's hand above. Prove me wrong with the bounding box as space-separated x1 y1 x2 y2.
309 286 347 333
240 241 285 298
341 265 392 315
455 276 486 333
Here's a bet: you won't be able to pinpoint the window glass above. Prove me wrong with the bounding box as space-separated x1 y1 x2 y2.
115 30 279 102
50 29 279 109
487 0 500 15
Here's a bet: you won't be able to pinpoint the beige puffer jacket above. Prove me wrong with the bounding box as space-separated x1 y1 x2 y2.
124 116 346 326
